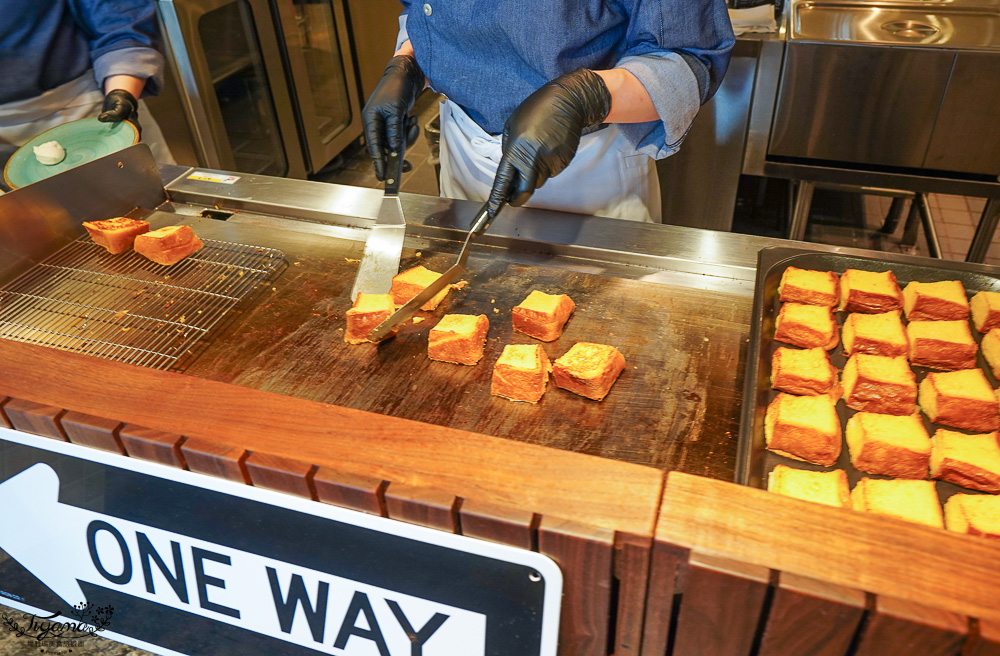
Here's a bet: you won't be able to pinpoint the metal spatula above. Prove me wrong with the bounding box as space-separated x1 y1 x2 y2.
367 200 501 341
349 149 407 302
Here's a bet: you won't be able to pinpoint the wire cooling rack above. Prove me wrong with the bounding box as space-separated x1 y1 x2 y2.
0 234 284 369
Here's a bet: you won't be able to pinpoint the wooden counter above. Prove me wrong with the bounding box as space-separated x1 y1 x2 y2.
4 338 1000 656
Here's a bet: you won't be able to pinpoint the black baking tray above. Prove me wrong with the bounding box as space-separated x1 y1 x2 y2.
737 245 1000 504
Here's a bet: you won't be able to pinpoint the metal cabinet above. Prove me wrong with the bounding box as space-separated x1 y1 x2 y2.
273 0 363 173
768 43 954 169
924 52 1000 176
159 0 305 177
158 0 363 178
768 0 1000 176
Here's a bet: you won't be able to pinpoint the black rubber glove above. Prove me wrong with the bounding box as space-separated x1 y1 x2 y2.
488 68 611 217
98 89 141 137
362 55 425 181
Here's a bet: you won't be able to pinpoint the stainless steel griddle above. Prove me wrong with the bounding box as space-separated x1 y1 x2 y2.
0 145 799 479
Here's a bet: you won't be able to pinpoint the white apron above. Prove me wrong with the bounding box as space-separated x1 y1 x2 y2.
0 71 175 167
438 99 660 223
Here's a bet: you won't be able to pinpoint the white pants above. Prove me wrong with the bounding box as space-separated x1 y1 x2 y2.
438 99 660 223
0 72 175 166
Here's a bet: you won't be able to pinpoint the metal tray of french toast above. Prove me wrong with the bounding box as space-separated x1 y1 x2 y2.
737 245 1000 505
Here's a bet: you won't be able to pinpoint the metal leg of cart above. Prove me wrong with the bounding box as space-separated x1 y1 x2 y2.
788 180 815 242
878 197 908 235
915 194 942 259
966 199 1000 264
900 194 942 258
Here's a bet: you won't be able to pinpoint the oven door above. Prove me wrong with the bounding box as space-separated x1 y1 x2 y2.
273 0 364 173
158 0 308 178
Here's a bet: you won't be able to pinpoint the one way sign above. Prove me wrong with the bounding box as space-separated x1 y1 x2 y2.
0 429 561 656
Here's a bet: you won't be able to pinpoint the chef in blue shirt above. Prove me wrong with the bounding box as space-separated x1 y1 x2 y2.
363 1 734 222
0 0 174 168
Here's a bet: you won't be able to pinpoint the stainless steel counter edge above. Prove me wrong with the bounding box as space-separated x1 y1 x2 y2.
161 165 795 283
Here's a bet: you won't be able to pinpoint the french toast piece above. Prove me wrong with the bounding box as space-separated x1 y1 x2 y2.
771 347 840 396
945 494 1000 540
134 225 203 266
778 266 840 307
842 353 917 416
491 344 552 403
345 293 397 344
982 329 1000 379
907 320 978 370
83 217 150 254
764 392 841 466
851 478 943 529
390 265 451 311
842 311 908 358
774 303 839 350
903 280 970 321
512 291 575 342
767 465 851 508
845 412 931 478
428 314 489 365
919 369 1000 432
552 342 626 401
930 428 1000 493
971 291 1000 334
838 269 903 313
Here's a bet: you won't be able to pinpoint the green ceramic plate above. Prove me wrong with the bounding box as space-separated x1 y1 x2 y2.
3 117 139 189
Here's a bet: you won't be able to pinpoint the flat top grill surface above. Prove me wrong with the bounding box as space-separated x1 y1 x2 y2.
163 216 750 479
0 233 284 370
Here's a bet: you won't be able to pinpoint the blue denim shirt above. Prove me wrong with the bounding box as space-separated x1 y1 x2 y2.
398 0 735 159
0 0 163 105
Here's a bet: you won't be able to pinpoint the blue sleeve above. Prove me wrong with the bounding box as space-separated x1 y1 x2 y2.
67 0 165 96
395 12 410 53
614 0 735 159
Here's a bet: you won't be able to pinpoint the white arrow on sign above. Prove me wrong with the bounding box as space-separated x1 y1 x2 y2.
0 464 487 656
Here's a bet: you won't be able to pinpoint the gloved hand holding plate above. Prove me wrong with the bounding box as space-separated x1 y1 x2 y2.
3 117 139 190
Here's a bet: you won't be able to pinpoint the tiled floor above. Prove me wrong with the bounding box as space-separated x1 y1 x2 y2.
926 194 991 263
814 191 994 265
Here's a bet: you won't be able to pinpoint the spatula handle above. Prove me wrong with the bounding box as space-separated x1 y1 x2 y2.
384 149 404 196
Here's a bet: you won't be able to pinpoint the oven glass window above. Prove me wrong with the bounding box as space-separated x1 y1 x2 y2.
290 0 353 145
198 1 288 176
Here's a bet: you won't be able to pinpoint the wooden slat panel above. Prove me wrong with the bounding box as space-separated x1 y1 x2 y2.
0 396 11 428
313 468 385 516
180 437 249 483
854 596 967 656
671 552 770 656
245 452 315 499
658 471 1000 624
757 571 867 656
119 424 186 468
640 541 691 656
614 532 653 656
4 398 66 440
0 340 661 537
459 498 534 550
538 516 615 656
60 411 124 454
967 619 1000 656
383 483 458 532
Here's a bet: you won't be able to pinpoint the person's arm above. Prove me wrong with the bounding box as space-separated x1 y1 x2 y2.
395 40 415 59
103 75 145 99
593 69 658 124
72 0 165 95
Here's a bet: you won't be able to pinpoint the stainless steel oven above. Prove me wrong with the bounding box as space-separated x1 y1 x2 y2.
157 0 363 178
